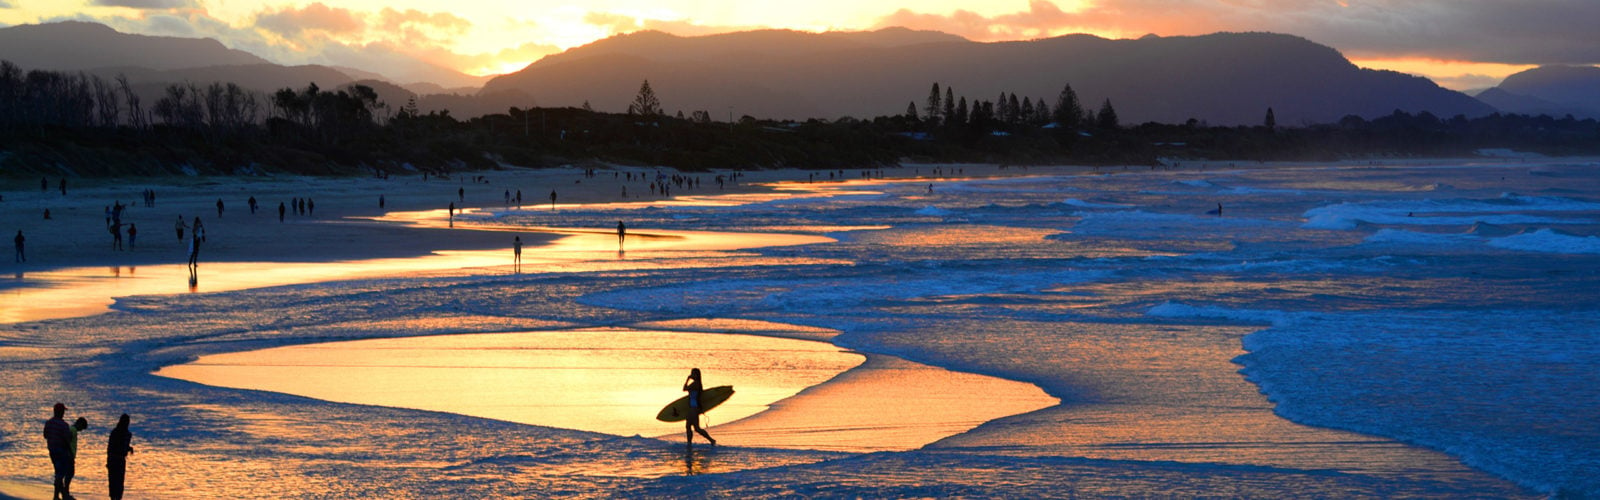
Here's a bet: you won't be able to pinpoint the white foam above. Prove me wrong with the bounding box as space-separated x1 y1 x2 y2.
1488 229 1600 255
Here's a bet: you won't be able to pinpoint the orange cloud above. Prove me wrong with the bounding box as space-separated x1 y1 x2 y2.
583 11 753 38
378 7 469 47
256 2 363 37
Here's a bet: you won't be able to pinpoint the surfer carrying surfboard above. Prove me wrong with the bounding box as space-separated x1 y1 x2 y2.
682 368 717 447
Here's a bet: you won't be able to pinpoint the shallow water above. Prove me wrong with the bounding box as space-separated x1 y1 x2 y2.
4 161 1596 497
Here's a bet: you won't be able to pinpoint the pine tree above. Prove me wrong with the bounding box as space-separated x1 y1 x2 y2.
1096 99 1119 130
943 87 955 125
1007 94 1021 125
627 79 661 117
1053 83 1083 131
926 83 942 124
906 101 920 121
1264 106 1277 130
955 96 969 126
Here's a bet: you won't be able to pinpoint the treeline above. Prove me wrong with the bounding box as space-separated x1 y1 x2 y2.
2 65 1599 178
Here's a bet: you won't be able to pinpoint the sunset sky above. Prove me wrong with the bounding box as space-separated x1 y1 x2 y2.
3 0 1597 89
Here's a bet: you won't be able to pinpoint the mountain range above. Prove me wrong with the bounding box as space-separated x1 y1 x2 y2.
483 28 1494 125
3 21 1598 125
1474 65 1600 119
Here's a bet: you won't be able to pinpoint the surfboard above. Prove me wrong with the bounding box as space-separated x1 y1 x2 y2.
656 385 735 422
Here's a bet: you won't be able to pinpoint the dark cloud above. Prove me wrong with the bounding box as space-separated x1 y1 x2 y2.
256 2 364 38
874 0 1600 65
89 0 197 9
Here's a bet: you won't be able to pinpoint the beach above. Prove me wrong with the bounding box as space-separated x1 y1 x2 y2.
3 159 1596 497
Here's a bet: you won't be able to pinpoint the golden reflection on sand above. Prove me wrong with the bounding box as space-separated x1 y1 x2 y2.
156 328 1058 451
0 225 838 324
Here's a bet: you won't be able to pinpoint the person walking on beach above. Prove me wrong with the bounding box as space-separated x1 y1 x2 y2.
248 196 257 214
186 230 201 278
175 216 187 241
549 190 557 210
617 220 626 249
513 236 522 273
216 198 224 218
44 403 73 500
109 222 123 251
13 230 23 263
458 187 464 203
682 368 716 448
106 414 133 500
278 202 286 222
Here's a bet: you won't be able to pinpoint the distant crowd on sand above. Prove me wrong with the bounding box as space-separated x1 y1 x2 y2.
41 403 134 500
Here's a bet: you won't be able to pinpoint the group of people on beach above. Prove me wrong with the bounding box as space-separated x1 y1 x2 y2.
42 403 134 500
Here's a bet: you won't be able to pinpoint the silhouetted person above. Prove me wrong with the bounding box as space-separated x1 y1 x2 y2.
67 417 87 498
617 220 626 249
127 224 137 250
379 194 385 209
682 368 716 448
248 196 257 214
458 187 464 203
13 230 22 263
193 217 205 242
549 190 557 210
44 403 72 500
41 176 48 193
308 198 315 216
513 236 522 272
59 178 66 196
216 198 224 217
448 202 455 228
175 216 187 241
43 208 51 220
278 202 286 222
187 232 200 278
106 414 133 500
109 222 123 251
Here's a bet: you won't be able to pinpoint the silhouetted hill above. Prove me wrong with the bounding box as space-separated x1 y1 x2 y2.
485 30 1492 125
1474 88 1594 118
0 21 269 71
1489 65 1600 118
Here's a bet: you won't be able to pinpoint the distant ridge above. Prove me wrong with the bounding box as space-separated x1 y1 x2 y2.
1481 65 1600 119
484 29 1492 125
0 21 270 71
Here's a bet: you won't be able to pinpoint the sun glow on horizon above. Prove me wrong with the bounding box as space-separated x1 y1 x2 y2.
1351 57 1541 91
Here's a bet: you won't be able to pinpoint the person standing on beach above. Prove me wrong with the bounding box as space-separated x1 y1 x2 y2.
682 368 716 448
617 221 626 250
549 190 557 210
278 202 286 222
248 196 257 214
216 198 224 218
175 216 186 241
13 230 23 263
378 195 385 209
187 231 200 277
193 217 205 242
127 224 137 250
106 414 133 500
59 178 66 196
513 236 522 272
458 187 464 203
109 222 123 251
43 403 72 500
66 417 87 498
